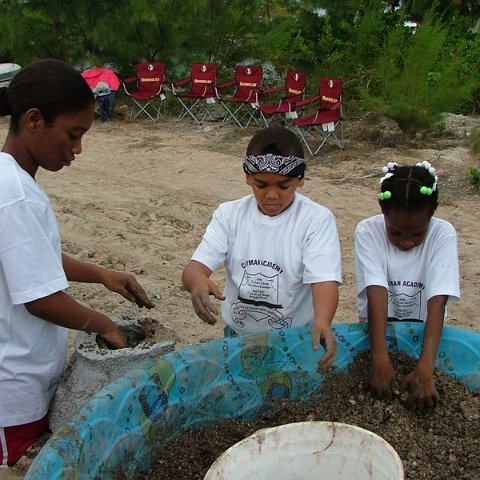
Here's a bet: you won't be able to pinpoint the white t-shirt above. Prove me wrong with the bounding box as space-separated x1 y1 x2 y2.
192 193 342 334
355 214 460 322
0 153 69 427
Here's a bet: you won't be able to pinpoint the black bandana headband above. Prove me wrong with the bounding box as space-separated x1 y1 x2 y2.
243 154 305 176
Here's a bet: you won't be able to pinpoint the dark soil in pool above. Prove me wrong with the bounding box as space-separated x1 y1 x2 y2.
139 351 480 480
95 316 179 349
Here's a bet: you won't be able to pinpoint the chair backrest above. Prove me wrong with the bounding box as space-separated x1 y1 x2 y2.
285 70 307 102
82 67 120 91
319 77 343 110
189 63 217 97
233 65 263 101
136 62 166 95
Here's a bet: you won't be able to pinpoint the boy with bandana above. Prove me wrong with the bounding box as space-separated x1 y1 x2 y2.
182 127 342 370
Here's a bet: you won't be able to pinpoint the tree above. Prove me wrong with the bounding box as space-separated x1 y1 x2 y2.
358 11 476 133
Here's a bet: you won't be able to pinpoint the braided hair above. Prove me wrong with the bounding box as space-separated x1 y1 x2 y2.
379 162 439 214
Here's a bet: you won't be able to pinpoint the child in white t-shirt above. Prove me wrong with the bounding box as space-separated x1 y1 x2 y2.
0 59 154 466
354 161 460 408
182 127 342 371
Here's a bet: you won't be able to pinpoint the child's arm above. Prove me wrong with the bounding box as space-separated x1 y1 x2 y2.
62 254 154 309
399 294 447 408
366 285 398 399
25 291 127 348
310 281 339 372
182 260 225 325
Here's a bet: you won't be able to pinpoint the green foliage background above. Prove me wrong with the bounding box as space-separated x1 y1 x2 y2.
1 0 479 133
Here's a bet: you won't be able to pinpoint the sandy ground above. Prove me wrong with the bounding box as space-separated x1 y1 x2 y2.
1 109 479 477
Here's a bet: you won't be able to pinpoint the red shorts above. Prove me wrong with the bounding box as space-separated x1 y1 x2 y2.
0 416 49 466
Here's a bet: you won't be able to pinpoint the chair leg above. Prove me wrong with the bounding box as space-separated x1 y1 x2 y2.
198 100 219 123
339 121 345 148
294 125 314 156
315 122 344 152
260 111 270 127
243 104 261 128
312 133 330 156
176 98 219 125
176 98 200 125
296 123 345 156
222 102 261 128
130 99 158 121
220 102 244 128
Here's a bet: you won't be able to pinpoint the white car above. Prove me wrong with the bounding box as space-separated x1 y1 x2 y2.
0 63 21 88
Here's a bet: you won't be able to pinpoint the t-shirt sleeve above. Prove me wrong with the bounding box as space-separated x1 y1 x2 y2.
0 200 68 305
354 219 388 297
426 223 460 303
191 206 229 272
303 209 342 284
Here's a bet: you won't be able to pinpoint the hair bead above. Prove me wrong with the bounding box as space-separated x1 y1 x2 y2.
376 162 439 212
416 161 437 191
378 191 392 201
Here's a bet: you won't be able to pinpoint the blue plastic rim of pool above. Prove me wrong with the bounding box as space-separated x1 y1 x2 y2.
25 322 480 480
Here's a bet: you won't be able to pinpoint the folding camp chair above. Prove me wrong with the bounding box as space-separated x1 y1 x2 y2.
170 63 220 125
259 70 307 127
291 77 344 156
219 65 263 128
122 62 169 121
81 67 120 121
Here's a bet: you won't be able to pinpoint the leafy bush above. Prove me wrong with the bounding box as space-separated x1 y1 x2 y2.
357 11 476 135
469 127 480 159
468 167 480 190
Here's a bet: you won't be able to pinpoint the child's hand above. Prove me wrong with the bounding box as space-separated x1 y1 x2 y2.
311 322 337 372
102 271 155 309
369 356 399 400
399 367 439 409
98 323 127 349
190 282 225 325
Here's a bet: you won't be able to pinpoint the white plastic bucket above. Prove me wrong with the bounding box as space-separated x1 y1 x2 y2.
204 421 404 480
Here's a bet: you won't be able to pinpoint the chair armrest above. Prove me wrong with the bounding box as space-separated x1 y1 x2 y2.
164 80 174 91
289 95 320 108
121 76 137 85
173 77 191 87
262 85 285 95
121 76 138 96
325 99 342 111
217 80 236 90
170 77 192 95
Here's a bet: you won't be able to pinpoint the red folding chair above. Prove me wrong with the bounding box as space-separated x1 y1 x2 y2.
170 63 220 125
259 70 307 127
122 62 169 121
219 65 263 128
291 77 344 155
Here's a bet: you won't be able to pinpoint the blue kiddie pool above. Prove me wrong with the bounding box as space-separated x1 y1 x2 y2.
25 322 480 479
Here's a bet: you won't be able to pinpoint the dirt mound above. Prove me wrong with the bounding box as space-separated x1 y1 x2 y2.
144 351 480 480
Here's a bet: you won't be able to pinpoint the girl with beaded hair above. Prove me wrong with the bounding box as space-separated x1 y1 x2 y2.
354 161 460 408
183 126 342 372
